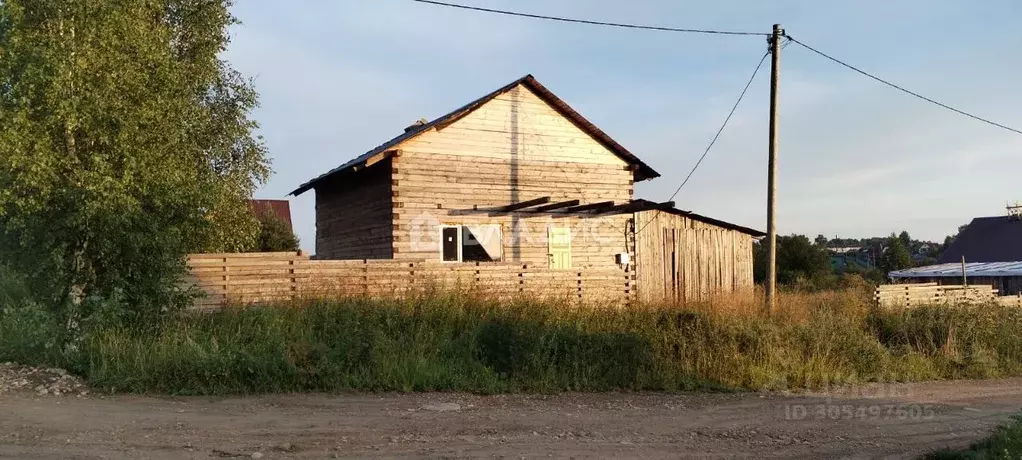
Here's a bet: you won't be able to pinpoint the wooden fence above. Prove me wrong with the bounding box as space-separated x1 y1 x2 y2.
185 252 633 309
874 283 1022 308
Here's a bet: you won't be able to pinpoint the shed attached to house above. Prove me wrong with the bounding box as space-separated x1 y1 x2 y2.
291 74 762 303
634 205 764 303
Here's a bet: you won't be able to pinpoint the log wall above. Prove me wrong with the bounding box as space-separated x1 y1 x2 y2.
389 83 634 270
314 160 393 259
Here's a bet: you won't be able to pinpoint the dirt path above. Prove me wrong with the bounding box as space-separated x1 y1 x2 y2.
2 379 1022 459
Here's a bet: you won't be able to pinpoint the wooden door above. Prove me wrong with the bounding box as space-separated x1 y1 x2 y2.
441 226 460 262
548 227 572 269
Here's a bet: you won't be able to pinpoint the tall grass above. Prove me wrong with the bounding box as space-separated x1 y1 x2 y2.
3 288 1022 395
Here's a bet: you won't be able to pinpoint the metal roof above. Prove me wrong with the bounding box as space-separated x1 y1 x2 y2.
631 200 765 237
890 261 1022 279
289 74 661 196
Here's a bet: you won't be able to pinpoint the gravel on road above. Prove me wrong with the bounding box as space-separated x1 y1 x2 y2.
1 367 1021 459
0 362 88 398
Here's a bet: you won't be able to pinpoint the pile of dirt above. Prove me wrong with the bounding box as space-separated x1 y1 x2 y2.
0 362 88 397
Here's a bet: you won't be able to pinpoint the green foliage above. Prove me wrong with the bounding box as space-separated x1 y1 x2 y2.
898 230 912 248
4 292 1022 396
0 263 31 308
828 232 941 265
880 234 914 273
250 210 300 252
0 1 269 325
0 302 66 366
925 414 1022 459
754 235 832 287
839 263 886 285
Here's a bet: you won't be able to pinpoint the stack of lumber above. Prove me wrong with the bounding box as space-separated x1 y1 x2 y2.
875 283 1000 308
996 294 1022 308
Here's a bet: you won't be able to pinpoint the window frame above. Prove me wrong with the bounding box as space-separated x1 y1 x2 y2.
438 224 504 263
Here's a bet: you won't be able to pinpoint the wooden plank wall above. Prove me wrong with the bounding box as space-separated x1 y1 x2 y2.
314 159 393 260
632 211 755 304
185 252 632 309
389 84 634 269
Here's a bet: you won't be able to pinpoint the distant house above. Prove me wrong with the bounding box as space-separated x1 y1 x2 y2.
828 246 874 271
891 208 1022 295
250 199 293 231
289 74 764 302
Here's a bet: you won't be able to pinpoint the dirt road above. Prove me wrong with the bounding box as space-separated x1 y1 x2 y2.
2 379 1022 459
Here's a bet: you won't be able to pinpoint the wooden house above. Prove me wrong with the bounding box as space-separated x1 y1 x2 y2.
290 75 763 302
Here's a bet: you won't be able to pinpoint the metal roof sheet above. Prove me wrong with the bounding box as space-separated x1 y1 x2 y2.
889 261 1022 278
631 200 765 237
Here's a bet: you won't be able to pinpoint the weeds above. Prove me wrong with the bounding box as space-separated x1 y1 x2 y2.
3 289 1022 396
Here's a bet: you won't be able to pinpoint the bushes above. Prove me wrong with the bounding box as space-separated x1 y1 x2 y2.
250 209 300 252
0 263 31 308
0 302 66 366
5 290 1022 395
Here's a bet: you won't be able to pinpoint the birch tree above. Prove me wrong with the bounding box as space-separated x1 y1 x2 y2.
0 0 269 322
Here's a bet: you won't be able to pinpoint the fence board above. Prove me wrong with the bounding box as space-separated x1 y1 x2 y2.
185 252 631 309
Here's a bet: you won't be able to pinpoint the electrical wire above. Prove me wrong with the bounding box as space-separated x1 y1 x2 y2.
787 35 1022 136
413 0 768 36
635 51 770 236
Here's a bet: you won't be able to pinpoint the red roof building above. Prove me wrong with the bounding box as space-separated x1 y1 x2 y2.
249 199 293 231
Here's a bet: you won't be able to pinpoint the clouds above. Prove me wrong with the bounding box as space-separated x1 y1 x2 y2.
224 0 1022 250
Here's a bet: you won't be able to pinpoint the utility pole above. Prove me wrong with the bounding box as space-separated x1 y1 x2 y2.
765 24 783 313
961 255 968 288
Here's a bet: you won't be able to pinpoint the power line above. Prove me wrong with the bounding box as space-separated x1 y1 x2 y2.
413 0 768 36
636 51 771 236
787 35 1022 136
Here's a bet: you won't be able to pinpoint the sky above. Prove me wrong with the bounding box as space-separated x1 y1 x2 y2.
222 0 1022 251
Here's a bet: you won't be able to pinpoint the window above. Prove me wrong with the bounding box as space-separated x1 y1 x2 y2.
440 225 502 262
